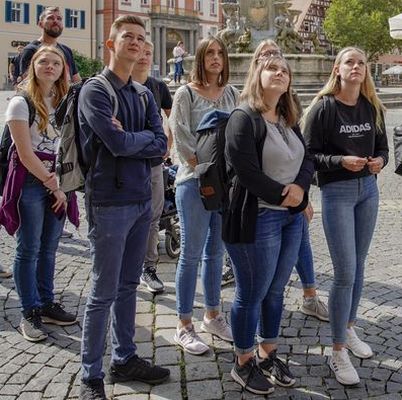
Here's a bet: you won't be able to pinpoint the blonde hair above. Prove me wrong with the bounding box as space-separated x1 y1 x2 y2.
190 36 229 87
21 46 68 132
241 53 299 127
303 46 385 131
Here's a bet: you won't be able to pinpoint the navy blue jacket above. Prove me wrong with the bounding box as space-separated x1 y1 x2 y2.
78 68 167 206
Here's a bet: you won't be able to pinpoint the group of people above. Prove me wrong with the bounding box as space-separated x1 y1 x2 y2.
0 9 388 400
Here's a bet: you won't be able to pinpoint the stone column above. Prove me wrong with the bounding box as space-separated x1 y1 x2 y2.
154 27 161 74
161 26 167 76
189 30 194 54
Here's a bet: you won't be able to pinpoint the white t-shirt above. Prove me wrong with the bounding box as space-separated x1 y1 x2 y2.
5 95 60 156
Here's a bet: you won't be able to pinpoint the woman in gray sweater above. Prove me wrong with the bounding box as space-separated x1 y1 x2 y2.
169 36 238 355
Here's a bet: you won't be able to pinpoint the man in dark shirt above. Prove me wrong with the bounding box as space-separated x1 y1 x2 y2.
131 40 173 294
19 6 80 82
78 15 169 400
8 45 24 87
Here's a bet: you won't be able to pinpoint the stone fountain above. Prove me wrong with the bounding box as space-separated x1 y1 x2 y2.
171 0 334 92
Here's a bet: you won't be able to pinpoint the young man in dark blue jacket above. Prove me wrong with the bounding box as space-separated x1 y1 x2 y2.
78 15 169 400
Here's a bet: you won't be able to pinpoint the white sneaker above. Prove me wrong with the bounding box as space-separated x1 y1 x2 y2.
329 349 360 385
174 324 209 355
346 327 373 359
200 314 233 342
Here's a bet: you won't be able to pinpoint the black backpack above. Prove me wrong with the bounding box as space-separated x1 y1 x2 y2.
195 109 232 210
0 93 35 195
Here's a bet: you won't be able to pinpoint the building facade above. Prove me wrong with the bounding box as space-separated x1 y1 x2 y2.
290 0 332 54
0 0 97 88
96 0 222 77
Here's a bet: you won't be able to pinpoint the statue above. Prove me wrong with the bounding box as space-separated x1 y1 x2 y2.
216 1 243 51
310 31 325 55
235 27 251 53
274 3 303 53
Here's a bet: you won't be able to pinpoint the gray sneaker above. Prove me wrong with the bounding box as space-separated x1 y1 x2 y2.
0 264 12 278
200 314 233 342
300 295 329 322
20 309 48 342
174 324 209 355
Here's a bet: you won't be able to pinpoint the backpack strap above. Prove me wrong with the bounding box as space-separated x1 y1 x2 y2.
185 85 194 103
322 95 336 150
91 75 119 117
132 81 149 114
228 85 237 104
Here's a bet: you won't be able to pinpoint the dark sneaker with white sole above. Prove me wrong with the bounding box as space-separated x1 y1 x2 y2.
41 302 77 326
256 349 296 387
140 266 165 293
79 379 107 400
231 356 275 395
109 355 170 384
20 308 48 342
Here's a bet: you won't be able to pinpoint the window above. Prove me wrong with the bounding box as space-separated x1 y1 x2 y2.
168 0 176 7
196 0 202 12
65 9 85 29
140 0 149 5
210 0 217 16
5 1 29 24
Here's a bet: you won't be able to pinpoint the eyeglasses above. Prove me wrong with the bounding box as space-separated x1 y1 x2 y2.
257 49 283 61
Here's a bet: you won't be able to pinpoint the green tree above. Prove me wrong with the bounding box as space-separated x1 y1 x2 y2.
72 50 103 78
324 0 402 61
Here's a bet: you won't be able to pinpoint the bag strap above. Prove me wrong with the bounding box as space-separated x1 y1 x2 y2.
132 81 149 114
322 95 336 150
185 84 194 103
91 75 119 117
16 92 35 127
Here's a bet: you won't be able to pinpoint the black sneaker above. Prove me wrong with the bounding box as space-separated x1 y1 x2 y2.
231 356 274 395
140 266 165 293
109 355 170 384
256 349 296 387
20 308 48 342
41 302 77 326
79 379 107 400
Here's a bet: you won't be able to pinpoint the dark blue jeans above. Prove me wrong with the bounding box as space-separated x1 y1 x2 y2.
226 209 303 353
295 216 315 289
321 176 378 344
14 175 64 313
81 201 151 381
174 61 183 82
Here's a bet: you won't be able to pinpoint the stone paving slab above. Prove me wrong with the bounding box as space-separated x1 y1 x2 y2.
0 94 402 399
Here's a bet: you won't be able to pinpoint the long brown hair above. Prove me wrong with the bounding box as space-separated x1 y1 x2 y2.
241 55 299 127
302 46 385 131
190 36 229 87
21 46 68 132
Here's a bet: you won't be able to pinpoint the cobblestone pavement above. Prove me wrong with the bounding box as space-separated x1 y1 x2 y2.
1 90 402 399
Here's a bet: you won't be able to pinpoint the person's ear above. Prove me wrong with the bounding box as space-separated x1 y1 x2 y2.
106 39 115 52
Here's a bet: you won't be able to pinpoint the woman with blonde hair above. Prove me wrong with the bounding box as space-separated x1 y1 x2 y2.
223 49 314 394
170 36 239 355
0 46 78 342
303 46 388 385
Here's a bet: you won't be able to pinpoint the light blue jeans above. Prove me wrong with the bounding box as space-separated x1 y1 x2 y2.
14 174 64 314
226 209 303 353
321 175 379 344
295 216 315 289
81 201 151 381
175 178 224 319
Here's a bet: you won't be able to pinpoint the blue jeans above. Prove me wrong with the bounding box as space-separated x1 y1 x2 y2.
226 209 303 353
13 175 64 313
175 178 224 319
321 176 378 344
295 216 315 289
81 201 151 381
174 61 183 82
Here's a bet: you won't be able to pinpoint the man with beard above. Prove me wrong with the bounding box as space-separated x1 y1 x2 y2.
19 6 81 83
